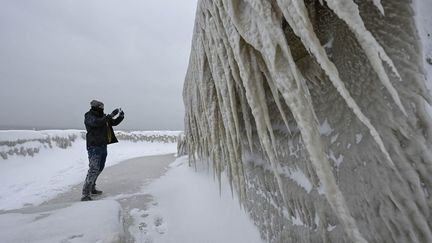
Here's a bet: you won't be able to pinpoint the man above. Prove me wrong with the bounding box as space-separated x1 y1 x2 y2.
81 100 125 201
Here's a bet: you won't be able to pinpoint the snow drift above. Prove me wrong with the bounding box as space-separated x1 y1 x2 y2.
183 0 432 242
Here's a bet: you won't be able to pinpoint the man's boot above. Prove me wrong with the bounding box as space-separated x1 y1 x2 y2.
81 195 92 201
91 186 103 195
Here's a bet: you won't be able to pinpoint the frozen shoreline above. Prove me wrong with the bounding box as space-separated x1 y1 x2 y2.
0 130 179 211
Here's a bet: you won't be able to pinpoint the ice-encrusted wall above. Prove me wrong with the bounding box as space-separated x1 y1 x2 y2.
183 0 432 242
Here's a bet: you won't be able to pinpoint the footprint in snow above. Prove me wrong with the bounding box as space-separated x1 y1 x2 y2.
138 222 148 231
154 216 163 227
153 215 166 234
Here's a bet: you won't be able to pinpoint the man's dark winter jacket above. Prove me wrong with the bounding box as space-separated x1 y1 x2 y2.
84 107 124 148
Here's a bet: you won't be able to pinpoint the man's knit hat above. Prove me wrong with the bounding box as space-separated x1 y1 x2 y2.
90 100 104 109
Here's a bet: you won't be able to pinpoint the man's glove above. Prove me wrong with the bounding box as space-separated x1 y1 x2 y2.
110 108 120 117
119 110 125 117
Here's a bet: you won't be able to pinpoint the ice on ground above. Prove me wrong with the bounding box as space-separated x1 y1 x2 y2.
0 200 123 243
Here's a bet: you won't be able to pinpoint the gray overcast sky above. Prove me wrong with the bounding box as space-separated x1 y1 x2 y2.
0 0 197 131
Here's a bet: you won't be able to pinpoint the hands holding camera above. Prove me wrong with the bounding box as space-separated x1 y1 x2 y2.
110 108 125 118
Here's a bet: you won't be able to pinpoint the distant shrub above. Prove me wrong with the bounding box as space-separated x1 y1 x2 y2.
0 131 179 160
0 133 78 159
51 134 77 149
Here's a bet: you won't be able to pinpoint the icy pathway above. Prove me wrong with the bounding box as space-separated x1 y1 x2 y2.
42 154 174 205
1 154 263 243
41 153 175 242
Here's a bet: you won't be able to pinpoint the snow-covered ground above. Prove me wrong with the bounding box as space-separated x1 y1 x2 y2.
0 130 179 210
130 156 264 243
0 200 123 243
0 130 263 243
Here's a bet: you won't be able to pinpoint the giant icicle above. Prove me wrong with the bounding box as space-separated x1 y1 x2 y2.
183 0 432 242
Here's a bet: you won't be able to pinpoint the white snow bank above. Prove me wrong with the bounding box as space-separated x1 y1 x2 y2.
132 156 264 243
0 130 179 211
0 200 122 243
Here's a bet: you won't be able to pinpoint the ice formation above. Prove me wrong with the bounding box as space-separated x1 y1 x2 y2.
183 0 432 242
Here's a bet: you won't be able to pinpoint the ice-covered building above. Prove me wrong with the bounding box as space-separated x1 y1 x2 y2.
182 0 432 242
